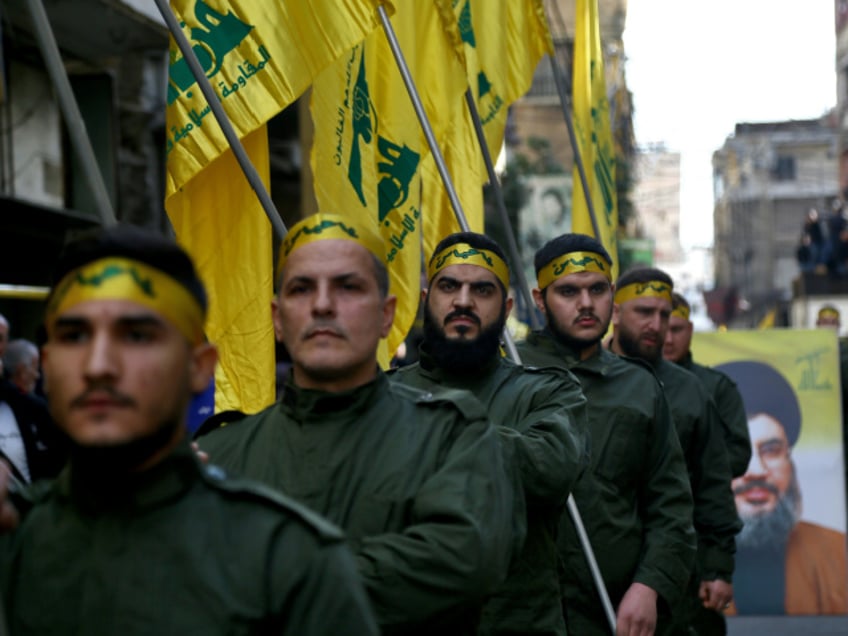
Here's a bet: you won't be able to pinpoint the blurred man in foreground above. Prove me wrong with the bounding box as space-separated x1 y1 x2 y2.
0 224 378 635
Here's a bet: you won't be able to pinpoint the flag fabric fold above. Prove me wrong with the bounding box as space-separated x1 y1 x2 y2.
571 0 619 280
165 0 391 413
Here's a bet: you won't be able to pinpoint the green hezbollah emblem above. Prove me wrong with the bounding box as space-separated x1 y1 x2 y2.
553 255 606 277
48 264 154 315
348 47 421 223
167 0 253 105
636 282 670 295
457 0 476 47
435 247 494 270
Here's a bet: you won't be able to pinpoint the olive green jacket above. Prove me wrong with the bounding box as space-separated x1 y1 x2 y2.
198 371 517 636
517 330 695 629
677 352 752 478
0 441 377 636
391 350 589 635
652 358 741 583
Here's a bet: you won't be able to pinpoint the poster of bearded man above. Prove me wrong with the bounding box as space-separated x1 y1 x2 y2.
693 328 848 617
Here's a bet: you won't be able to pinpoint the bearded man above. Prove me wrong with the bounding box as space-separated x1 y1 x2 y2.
717 360 848 615
391 231 587 636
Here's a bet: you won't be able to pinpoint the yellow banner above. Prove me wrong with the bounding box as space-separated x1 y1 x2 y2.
311 1 465 364
572 0 618 281
165 0 390 412
692 329 846 616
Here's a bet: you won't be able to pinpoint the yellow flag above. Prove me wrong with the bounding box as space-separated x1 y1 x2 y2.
310 1 465 364
165 0 390 413
420 0 483 260
572 0 619 280
422 0 555 261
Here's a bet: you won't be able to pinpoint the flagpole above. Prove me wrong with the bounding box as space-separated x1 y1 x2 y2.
152 0 287 239
546 52 602 242
376 6 528 360
463 90 542 331
23 0 116 226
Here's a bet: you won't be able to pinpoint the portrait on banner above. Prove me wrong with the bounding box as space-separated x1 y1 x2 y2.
693 329 848 616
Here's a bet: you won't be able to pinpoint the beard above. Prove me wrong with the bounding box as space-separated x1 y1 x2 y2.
616 322 662 363
735 466 802 549
422 302 506 374
69 415 184 479
544 302 610 354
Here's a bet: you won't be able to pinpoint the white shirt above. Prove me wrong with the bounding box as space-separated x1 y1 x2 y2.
0 401 31 482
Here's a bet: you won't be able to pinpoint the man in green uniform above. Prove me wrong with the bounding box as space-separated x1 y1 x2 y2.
391 231 588 636
197 213 517 636
663 292 752 478
0 224 378 636
517 233 695 636
610 267 740 634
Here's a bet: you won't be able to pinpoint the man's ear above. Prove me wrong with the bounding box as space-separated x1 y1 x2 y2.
505 295 514 315
531 288 545 314
420 288 428 303
189 342 218 394
271 297 285 343
380 295 397 339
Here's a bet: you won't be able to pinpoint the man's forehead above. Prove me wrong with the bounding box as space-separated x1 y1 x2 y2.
668 315 690 328
551 270 609 287
284 239 373 273
433 263 499 285
51 298 166 324
748 413 789 442
620 295 671 311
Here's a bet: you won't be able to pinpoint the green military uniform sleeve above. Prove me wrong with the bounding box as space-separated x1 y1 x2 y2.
630 388 697 606
659 362 741 583
353 390 517 629
497 364 588 506
271 536 379 635
711 372 752 478
687 359 752 478
689 394 741 581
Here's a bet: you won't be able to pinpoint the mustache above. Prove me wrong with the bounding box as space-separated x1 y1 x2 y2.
303 321 346 340
573 311 600 325
70 386 136 409
734 479 780 497
444 308 481 326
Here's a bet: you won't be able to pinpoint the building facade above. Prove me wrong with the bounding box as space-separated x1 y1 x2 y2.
712 117 839 327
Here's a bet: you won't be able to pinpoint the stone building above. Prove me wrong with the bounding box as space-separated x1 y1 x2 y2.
712 117 839 327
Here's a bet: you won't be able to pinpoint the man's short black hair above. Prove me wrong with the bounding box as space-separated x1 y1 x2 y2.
715 360 802 446
50 223 208 314
615 266 673 291
533 233 612 276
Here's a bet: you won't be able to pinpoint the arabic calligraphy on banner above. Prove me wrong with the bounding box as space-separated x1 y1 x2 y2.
165 1 273 159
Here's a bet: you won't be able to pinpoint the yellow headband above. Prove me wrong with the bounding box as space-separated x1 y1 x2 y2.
614 281 673 305
46 257 205 344
427 243 510 289
818 307 840 320
671 305 691 320
537 251 610 289
277 213 385 276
